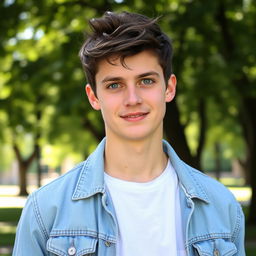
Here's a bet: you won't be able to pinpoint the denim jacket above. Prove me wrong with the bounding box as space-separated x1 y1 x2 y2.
13 139 245 256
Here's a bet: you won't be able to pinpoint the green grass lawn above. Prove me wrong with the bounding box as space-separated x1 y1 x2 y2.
0 207 21 255
0 208 22 223
0 206 255 255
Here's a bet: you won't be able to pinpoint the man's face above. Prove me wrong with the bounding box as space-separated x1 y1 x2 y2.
86 50 176 142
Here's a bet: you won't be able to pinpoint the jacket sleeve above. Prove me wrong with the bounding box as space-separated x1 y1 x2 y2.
233 203 246 256
13 193 49 256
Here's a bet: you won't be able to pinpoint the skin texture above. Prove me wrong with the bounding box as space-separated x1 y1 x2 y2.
86 50 176 182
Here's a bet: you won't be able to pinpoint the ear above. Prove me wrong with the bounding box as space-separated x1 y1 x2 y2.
85 84 101 110
165 74 176 102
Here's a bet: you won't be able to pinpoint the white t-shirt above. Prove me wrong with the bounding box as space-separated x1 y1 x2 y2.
104 160 187 256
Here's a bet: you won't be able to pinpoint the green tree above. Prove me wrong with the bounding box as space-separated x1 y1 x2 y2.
1 0 255 224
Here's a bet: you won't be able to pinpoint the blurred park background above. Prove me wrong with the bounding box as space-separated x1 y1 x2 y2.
0 0 256 255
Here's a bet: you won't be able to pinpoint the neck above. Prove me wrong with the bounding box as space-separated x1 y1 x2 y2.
104 135 168 182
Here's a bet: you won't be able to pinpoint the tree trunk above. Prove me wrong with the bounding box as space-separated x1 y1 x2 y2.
35 142 41 188
248 141 256 225
164 97 206 170
13 142 36 196
214 142 221 181
243 98 256 225
82 117 105 141
164 99 195 167
193 98 207 170
18 163 28 196
215 1 256 224
35 109 42 188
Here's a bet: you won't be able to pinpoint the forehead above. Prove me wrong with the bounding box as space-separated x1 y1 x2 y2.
95 50 163 81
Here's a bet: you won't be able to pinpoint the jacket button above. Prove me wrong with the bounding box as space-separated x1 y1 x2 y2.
68 246 76 255
214 249 220 256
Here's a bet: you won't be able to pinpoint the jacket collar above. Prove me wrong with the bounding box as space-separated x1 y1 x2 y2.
72 138 209 203
72 139 106 200
162 140 209 203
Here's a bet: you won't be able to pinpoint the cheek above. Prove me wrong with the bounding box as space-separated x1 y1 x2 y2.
156 94 168 114
98 100 116 118
153 92 167 105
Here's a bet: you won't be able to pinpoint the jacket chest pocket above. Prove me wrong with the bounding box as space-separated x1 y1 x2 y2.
47 235 97 256
192 238 237 256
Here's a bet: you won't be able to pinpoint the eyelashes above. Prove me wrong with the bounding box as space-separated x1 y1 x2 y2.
107 83 120 89
106 78 156 90
140 78 155 85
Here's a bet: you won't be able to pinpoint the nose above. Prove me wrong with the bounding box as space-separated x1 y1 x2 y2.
123 86 142 106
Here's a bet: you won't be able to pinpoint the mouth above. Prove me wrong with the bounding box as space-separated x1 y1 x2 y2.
120 112 149 121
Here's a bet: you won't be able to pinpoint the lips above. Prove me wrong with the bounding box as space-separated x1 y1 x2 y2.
120 112 149 121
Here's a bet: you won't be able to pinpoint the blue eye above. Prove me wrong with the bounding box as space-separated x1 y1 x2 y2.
141 78 154 85
108 83 120 89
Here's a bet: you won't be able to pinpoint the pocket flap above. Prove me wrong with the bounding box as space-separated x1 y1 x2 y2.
47 235 97 256
193 239 237 256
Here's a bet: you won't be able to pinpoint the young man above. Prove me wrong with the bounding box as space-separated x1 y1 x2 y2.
13 11 245 255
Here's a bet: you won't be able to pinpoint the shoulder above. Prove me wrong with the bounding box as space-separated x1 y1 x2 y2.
35 160 86 199
185 164 244 240
187 164 237 204
164 140 238 204
27 161 87 228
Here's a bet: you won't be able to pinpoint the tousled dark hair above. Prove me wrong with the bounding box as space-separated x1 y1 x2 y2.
79 11 173 93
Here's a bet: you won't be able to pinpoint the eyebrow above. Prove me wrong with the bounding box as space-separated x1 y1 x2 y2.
100 71 160 84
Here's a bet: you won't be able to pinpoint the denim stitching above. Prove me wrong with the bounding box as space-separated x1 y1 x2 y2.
193 238 237 256
231 203 242 243
76 160 89 192
72 158 90 199
48 237 65 256
188 167 209 202
192 243 211 256
32 192 49 242
50 229 116 243
187 233 232 246
78 238 97 256
50 230 98 237
223 247 237 256
48 235 98 256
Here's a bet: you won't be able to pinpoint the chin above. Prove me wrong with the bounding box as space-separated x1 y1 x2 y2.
122 131 158 142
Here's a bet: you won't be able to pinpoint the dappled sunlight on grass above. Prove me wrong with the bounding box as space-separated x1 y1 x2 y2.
0 224 16 234
0 185 36 208
222 177 252 204
220 177 245 186
0 185 37 196
0 197 27 208
206 175 252 204
228 186 251 203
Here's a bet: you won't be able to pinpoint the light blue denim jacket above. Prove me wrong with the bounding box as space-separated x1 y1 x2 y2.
13 139 245 256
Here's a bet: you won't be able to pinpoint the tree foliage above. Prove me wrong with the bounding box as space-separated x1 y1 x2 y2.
0 0 255 223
